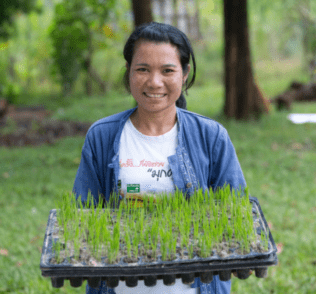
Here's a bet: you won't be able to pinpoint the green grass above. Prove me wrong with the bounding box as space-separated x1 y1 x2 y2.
219 108 316 293
0 57 316 293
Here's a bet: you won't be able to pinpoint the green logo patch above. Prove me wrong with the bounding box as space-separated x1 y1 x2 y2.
127 184 140 193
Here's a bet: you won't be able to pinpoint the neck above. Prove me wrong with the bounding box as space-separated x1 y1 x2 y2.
130 106 177 136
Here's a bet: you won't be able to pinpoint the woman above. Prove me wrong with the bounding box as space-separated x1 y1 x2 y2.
73 22 246 294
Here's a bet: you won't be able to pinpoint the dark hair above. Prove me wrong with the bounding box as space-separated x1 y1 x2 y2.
123 22 196 110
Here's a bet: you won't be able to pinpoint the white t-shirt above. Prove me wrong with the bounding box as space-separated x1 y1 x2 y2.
115 278 197 294
119 118 177 197
117 118 197 294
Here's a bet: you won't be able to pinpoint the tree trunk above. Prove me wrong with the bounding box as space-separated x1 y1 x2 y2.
84 29 93 96
172 0 178 27
62 82 73 97
298 1 316 80
193 0 202 40
224 0 269 120
89 67 106 93
83 30 106 95
8 56 16 81
84 56 93 97
131 0 154 27
131 0 154 107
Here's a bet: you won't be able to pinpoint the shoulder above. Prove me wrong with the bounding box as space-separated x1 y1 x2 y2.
86 108 135 137
83 108 135 147
178 108 228 137
89 108 134 131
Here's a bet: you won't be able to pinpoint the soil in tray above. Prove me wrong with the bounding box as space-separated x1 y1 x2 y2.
48 186 271 266
49 226 269 266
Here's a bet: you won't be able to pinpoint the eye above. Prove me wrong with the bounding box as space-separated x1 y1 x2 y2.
136 68 147 72
164 68 174 73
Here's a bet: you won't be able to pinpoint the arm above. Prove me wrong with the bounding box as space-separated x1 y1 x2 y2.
73 133 104 206
210 125 246 191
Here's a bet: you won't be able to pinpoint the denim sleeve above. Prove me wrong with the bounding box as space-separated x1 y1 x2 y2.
192 125 245 294
210 125 246 190
73 134 104 205
86 281 115 294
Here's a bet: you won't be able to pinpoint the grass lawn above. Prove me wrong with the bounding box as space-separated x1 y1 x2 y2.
0 58 315 293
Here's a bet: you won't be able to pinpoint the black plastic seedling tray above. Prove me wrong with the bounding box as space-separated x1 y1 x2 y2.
40 196 278 289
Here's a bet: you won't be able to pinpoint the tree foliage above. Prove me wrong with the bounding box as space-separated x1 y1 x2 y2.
249 0 316 70
49 0 116 96
0 0 42 101
0 0 41 39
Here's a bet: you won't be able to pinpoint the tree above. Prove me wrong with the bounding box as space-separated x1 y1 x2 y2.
283 1 316 79
247 0 316 81
0 0 41 39
131 0 154 27
152 0 202 40
50 0 115 96
223 0 270 120
0 0 41 103
130 0 154 107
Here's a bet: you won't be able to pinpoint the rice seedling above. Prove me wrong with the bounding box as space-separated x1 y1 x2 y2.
52 240 62 263
51 185 271 265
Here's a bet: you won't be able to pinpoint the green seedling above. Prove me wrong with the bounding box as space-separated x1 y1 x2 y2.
52 240 62 264
188 243 194 259
53 185 264 265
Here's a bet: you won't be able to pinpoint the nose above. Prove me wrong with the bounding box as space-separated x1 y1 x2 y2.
147 72 163 88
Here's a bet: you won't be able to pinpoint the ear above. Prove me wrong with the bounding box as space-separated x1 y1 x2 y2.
125 62 129 69
183 64 191 84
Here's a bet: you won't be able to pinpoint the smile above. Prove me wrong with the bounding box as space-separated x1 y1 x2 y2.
144 93 166 98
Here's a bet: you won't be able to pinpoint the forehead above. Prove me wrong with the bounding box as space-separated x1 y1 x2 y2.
132 40 181 64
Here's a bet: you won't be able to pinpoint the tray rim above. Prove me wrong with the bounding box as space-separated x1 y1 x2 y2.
40 196 278 276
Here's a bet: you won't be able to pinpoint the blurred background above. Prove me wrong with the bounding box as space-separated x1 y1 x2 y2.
0 0 315 293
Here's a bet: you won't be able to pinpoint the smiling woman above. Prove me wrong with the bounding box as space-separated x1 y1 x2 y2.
123 23 196 111
127 41 190 136
73 22 246 294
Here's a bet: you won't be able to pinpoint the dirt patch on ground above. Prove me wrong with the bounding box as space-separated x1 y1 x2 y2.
0 104 91 147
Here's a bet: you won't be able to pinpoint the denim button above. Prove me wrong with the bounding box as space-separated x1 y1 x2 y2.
186 182 192 188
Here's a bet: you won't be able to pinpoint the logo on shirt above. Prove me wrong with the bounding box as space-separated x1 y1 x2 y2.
147 168 172 181
127 184 140 193
120 159 165 168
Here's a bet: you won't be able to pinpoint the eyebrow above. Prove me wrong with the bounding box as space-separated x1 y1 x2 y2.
135 63 177 68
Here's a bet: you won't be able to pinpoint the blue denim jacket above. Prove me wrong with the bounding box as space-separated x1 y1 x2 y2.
73 107 247 294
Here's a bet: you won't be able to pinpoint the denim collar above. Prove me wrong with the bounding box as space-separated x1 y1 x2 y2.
112 106 184 157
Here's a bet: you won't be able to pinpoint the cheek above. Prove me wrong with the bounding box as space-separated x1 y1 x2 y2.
129 75 143 92
168 77 183 93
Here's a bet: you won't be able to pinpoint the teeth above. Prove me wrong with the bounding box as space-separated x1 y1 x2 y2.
145 93 165 98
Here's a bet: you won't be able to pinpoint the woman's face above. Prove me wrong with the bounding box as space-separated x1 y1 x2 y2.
128 41 190 116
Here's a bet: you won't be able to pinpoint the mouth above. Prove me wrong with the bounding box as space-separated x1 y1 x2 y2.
144 93 166 98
